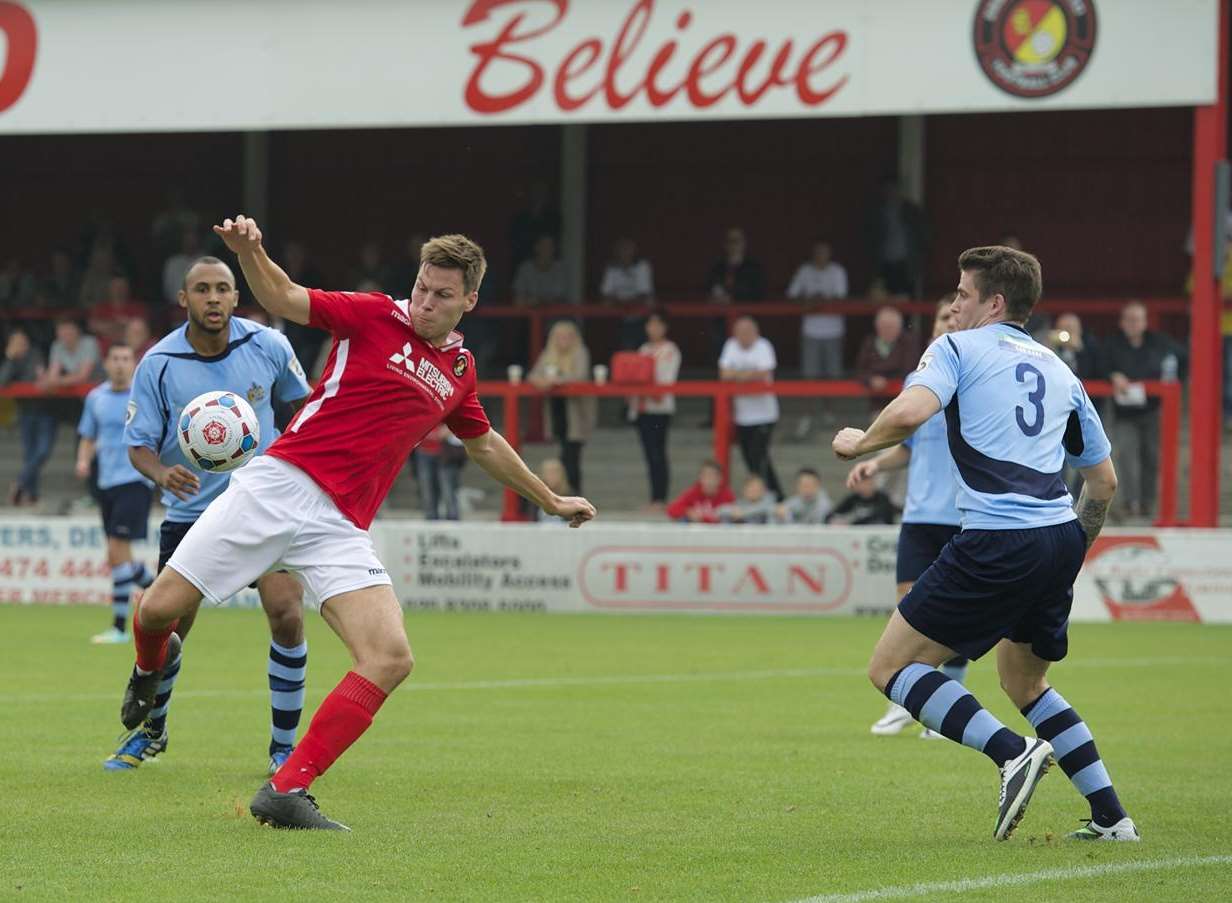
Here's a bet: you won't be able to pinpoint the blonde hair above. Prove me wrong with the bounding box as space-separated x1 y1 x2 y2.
541 320 586 372
420 234 487 295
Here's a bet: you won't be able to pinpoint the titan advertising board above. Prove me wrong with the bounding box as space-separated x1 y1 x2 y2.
0 0 1218 134
1 517 1230 624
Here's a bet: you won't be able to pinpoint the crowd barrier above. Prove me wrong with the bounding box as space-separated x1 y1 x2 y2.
0 517 1227 624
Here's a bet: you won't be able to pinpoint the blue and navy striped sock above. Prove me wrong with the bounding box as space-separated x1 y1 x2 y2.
940 657 969 684
887 663 1027 765
110 561 141 633
1023 687 1127 826
144 649 182 736
268 640 308 754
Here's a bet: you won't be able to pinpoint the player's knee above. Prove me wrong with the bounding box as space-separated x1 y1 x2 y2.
264 601 304 646
999 673 1046 709
867 658 894 694
362 643 413 690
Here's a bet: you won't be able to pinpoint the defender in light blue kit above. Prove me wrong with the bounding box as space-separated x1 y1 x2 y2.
77 343 155 645
104 255 313 773
833 246 1137 843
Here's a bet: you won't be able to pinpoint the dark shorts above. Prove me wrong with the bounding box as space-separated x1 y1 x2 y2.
99 482 152 541
896 522 962 584
158 519 279 589
898 520 1087 663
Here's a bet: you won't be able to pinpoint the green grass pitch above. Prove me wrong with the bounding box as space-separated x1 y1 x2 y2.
0 605 1229 902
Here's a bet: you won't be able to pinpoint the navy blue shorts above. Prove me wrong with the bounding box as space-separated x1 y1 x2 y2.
898 520 1087 663
896 522 961 584
98 482 152 541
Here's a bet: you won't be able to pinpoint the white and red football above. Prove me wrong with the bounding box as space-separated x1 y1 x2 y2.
176 390 260 473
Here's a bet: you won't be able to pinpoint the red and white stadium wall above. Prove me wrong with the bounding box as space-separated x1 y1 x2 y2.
1 518 1229 624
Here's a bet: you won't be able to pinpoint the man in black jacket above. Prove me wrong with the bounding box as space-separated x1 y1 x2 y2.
1099 302 1183 519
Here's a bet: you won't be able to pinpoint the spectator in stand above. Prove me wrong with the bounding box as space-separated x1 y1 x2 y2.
788 240 849 379
826 472 897 525
151 188 200 259
706 227 766 303
350 240 392 293
513 235 568 306
124 317 156 363
536 458 573 526
1100 301 1185 520
717 474 778 524
1046 312 1100 379
719 316 783 498
854 306 917 398
600 237 655 350
0 327 54 506
280 240 329 377
864 179 927 297
0 258 36 310
412 425 464 521
44 317 103 388
509 180 561 271
529 320 596 494
162 227 206 305
89 275 146 346
78 241 122 308
776 468 834 525
630 313 681 511
666 459 735 524
43 249 81 308
388 232 427 294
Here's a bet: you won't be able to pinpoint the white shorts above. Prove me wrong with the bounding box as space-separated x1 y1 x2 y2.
167 455 391 607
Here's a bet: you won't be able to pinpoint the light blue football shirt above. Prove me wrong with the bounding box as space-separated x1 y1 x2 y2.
78 382 153 491
905 321 1111 530
124 317 311 522
901 411 960 526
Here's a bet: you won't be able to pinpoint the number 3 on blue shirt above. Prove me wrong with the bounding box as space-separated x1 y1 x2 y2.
1015 363 1045 436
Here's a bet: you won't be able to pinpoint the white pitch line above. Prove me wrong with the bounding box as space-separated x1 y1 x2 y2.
787 854 1232 903
0 655 1225 706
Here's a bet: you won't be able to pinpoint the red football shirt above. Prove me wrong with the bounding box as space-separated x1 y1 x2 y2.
267 289 491 528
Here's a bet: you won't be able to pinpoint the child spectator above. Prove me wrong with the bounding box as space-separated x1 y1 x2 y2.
776 468 834 525
717 474 778 524
666 460 735 524
826 473 897 525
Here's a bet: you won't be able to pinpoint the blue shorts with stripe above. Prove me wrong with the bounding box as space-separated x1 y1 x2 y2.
897 519 1087 662
895 522 961 584
99 482 152 541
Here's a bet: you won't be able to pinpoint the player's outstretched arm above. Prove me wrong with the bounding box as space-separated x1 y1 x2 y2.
1074 456 1117 552
213 216 311 325
460 429 596 527
832 386 940 460
845 444 911 488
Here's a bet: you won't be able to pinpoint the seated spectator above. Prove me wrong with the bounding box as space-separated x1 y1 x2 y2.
787 241 848 379
1100 301 1185 519
536 458 573 525
151 188 200 259
513 235 568 306
719 316 783 498
413 425 464 521
350 240 392 292
600 237 655 349
630 313 681 511
0 258 36 310
1046 312 1100 378
826 473 897 525
666 459 735 524
124 318 156 362
529 320 595 494
43 317 103 389
162 227 205 305
854 306 916 395
78 240 123 308
0 328 55 506
706 227 765 302
89 276 146 346
717 474 778 524
42 248 80 308
776 468 834 525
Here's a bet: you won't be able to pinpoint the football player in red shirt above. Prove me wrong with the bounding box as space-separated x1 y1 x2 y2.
118 216 596 830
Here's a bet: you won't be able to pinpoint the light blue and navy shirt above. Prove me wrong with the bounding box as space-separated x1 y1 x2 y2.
124 317 311 522
905 321 1111 530
79 382 153 491
901 410 960 527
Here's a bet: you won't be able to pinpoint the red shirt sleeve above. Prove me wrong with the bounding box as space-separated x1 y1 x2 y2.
666 484 701 520
445 386 491 440
307 289 392 338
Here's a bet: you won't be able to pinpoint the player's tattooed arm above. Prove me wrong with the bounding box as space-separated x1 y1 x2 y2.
1073 486 1111 551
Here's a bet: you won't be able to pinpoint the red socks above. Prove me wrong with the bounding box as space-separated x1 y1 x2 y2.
271 671 388 794
132 605 177 672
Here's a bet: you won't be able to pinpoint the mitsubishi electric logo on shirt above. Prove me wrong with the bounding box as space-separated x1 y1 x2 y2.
388 343 455 402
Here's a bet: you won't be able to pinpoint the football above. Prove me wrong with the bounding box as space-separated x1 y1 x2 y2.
176 390 260 473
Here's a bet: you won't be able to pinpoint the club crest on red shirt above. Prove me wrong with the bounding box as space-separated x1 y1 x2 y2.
453 355 468 378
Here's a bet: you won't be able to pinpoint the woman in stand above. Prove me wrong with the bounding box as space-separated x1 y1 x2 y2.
529 320 596 494
629 313 681 511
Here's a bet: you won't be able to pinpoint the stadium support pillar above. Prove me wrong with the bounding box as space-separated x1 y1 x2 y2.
898 115 925 205
560 124 588 303
243 131 269 228
1188 0 1228 527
